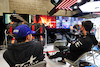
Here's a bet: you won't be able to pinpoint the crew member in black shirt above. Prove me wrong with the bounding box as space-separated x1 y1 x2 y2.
46 20 98 62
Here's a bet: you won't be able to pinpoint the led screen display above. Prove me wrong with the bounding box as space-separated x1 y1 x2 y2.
32 15 56 28
56 16 71 29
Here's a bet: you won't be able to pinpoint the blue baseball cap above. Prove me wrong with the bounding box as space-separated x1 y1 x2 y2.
13 24 36 38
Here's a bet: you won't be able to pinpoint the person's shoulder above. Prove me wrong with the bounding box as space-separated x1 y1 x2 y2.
31 40 40 43
87 33 96 39
31 40 43 50
31 40 41 46
88 32 95 36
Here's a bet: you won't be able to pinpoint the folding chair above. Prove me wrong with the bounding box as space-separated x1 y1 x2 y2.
64 52 88 67
3 29 16 48
87 45 100 65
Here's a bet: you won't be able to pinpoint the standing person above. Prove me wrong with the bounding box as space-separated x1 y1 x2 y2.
46 20 98 63
3 24 45 67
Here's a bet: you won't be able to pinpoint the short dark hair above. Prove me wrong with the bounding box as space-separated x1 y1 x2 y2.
82 20 93 32
16 36 26 43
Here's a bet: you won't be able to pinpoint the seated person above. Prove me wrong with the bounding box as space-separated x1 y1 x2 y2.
3 24 45 67
46 20 98 63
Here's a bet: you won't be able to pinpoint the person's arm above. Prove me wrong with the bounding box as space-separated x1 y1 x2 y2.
70 40 83 51
91 35 98 45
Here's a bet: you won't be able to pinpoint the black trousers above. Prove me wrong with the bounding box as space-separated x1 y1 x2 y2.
56 46 69 51
49 51 67 59
54 46 69 60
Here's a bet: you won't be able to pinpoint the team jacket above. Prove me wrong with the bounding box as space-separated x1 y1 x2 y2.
67 33 98 61
3 40 45 67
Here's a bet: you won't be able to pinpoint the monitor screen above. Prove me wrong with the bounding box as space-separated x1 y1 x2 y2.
62 16 71 29
56 16 71 29
56 16 87 29
32 15 56 29
4 14 12 24
71 17 78 26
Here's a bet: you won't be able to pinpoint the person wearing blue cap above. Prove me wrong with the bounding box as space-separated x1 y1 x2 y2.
3 24 45 67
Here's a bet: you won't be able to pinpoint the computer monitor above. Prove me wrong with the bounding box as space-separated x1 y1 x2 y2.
56 16 71 29
33 15 56 29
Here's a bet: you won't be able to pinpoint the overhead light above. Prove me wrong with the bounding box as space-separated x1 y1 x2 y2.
77 0 82 3
79 1 100 13
55 0 59 3
74 6 78 9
